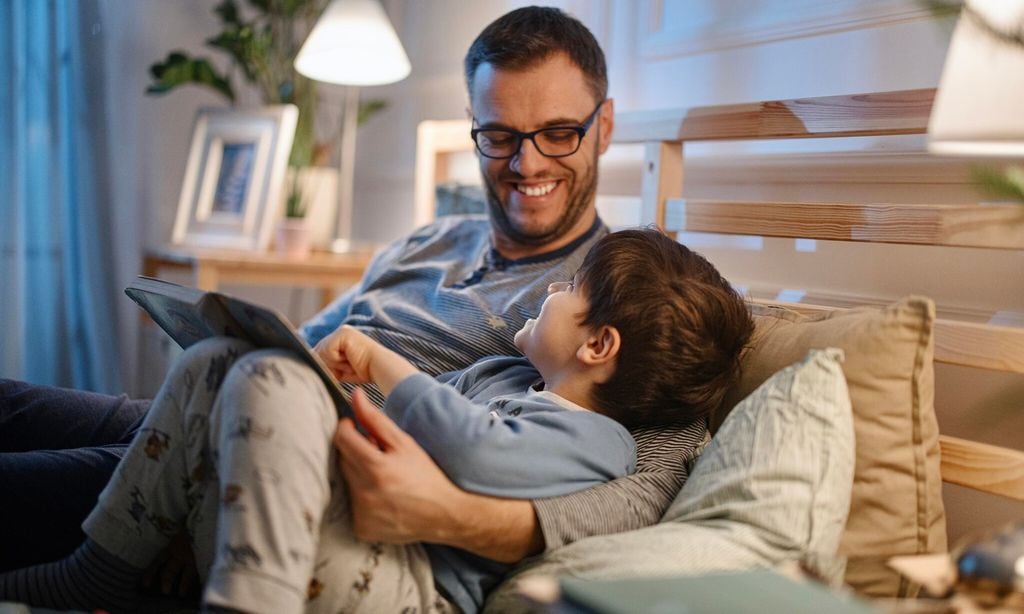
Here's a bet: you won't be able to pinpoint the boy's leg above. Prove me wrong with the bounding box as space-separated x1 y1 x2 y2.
304 487 453 614
198 350 451 614
83 337 255 568
200 348 339 614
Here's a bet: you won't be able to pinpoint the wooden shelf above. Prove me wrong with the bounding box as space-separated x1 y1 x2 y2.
142 245 374 309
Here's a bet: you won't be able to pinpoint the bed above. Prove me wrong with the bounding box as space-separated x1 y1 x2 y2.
416 88 1024 608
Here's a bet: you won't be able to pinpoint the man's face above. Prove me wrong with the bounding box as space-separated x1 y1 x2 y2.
469 53 613 255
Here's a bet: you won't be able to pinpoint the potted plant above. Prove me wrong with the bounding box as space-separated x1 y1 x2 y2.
147 0 388 247
276 170 315 257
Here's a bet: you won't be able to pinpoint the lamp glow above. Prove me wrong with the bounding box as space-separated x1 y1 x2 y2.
295 0 410 86
294 0 410 252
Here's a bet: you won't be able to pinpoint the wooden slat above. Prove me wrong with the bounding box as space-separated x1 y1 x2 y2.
662 199 1024 249
749 298 1024 374
940 435 1024 501
615 88 935 143
641 142 682 231
933 319 1024 374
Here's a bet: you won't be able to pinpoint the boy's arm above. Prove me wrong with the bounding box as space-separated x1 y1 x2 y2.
384 371 635 498
314 325 417 395
335 388 543 563
338 399 702 562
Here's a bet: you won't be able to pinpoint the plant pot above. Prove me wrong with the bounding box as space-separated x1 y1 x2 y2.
285 166 339 250
275 217 312 258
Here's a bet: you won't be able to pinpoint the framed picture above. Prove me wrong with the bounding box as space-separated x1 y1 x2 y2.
172 105 298 251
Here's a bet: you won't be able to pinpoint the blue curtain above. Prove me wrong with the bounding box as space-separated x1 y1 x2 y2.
0 0 122 392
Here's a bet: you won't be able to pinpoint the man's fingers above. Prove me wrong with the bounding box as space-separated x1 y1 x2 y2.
334 416 382 461
349 387 407 449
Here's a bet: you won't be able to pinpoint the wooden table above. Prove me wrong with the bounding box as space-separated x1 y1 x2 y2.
142 245 375 309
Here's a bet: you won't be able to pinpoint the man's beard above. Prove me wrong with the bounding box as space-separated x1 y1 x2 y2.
483 144 599 247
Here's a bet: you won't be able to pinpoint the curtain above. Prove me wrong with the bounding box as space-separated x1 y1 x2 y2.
0 0 121 392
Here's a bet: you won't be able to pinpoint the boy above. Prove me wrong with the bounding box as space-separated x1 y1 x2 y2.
0 228 753 614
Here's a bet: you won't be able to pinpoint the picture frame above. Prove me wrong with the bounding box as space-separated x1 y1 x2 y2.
172 105 298 251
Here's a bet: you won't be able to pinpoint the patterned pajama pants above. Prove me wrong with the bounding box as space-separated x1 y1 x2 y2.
82 337 452 614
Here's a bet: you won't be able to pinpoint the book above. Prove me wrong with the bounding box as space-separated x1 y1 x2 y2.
126 276 351 418
556 570 880 614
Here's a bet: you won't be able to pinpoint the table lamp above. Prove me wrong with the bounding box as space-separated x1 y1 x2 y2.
928 0 1024 156
295 0 411 252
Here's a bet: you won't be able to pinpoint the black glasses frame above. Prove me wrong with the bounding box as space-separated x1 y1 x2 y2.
470 100 606 160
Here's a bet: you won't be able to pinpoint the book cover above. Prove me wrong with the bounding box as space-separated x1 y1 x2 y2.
126 276 351 418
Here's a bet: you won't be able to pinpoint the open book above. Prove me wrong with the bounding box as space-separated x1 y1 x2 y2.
126 276 351 418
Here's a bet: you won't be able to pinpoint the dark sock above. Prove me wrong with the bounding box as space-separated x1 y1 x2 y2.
0 538 142 613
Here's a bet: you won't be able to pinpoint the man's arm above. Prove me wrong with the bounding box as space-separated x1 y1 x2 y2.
335 390 706 562
533 421 705 549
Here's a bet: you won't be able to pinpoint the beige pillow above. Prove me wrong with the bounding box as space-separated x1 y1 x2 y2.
717 296 945 596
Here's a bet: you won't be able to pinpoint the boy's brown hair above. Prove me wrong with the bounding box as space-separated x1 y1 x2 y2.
577 228 753 428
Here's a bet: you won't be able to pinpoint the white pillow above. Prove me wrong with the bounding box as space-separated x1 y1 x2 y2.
484 349 855 613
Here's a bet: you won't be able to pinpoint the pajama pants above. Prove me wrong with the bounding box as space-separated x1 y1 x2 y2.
82 337 452 614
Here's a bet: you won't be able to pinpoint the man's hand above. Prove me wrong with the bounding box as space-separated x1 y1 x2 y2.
334 388 544 563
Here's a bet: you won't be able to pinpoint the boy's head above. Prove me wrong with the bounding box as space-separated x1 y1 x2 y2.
516 228 753 429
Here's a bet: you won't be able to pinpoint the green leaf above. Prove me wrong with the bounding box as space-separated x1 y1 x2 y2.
920 0 962 20
146 51 235 102
357 99 388 125
970 165 1024 203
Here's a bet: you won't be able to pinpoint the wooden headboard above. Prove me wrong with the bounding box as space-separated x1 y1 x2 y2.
618 89 1024 507
415 90 1024 511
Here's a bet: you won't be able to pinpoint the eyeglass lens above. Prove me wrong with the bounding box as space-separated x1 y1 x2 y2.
476 127 582 158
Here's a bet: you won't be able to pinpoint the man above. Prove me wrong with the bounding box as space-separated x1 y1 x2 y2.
0 6 706 590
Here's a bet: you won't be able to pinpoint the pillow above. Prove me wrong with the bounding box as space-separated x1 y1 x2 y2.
485 349 854 613
717 296 945 597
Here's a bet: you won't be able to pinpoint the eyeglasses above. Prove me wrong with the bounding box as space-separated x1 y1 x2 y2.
471 100 605 160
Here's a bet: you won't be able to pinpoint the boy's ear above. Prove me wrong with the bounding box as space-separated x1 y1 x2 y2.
578 325 621 366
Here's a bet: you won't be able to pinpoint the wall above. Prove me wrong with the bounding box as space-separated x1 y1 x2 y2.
101 1 1020 540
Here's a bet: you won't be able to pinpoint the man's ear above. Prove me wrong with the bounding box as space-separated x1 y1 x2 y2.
597 97 614 155
578 325 620 366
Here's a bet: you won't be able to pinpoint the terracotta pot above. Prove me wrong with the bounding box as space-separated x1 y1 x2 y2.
275 217 312 258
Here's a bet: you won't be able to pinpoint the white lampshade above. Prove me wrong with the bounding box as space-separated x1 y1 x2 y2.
928 0 1024 156
294 0 411 86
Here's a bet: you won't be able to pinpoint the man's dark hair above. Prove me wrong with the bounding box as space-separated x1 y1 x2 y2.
577 228 754 429
464 6 608 104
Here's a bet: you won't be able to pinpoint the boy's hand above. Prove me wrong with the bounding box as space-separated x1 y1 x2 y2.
314 325 376 382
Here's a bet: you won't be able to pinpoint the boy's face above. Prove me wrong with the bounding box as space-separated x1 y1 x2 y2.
514 276 591 377
469 52 613 255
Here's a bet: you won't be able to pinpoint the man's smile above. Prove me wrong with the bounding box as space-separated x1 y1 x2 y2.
515 181 558 197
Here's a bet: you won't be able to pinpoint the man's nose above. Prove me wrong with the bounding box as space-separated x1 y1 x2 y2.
509 136 548 176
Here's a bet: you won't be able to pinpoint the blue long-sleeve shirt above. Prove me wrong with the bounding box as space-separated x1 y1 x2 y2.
384 355 636 613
